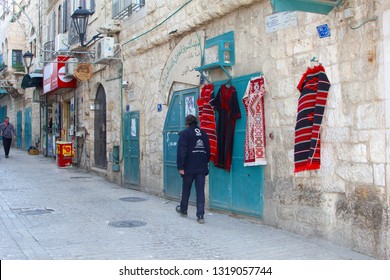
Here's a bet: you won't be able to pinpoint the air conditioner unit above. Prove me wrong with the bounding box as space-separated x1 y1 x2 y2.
55 34 68 52
65 58 78 77
95 37 115 64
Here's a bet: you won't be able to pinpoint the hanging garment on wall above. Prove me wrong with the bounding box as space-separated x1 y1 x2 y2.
197 84 218 163
242 76 267 166
294 65 331 173
210 84 241 172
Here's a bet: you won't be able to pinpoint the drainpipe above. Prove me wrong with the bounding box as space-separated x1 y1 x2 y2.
120 61 124 183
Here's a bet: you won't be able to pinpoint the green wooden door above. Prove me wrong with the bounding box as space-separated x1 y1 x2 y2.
0 106 6 141
163 88 199 201
124 111 140 188
24 107 32 150
16 111 22 148
209 73 264 218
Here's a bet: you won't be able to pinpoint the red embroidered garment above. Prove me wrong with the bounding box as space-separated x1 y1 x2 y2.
242 76 267 166
210 84 241 172
294 65 331 173
197 84 217 163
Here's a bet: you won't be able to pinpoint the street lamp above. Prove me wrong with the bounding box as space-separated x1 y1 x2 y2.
23 51 34 73
71 6 91 47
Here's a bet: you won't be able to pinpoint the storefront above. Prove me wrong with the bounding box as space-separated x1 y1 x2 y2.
43 55 77 161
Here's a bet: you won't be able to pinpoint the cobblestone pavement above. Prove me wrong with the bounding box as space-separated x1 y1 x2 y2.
0 149 373 260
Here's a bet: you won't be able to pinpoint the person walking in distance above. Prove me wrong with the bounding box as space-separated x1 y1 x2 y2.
176 114 210 224
0 117 16 158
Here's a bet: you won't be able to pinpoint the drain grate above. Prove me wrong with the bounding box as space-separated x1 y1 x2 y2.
19 209 54 215
119 197 147 202
108 220 146 228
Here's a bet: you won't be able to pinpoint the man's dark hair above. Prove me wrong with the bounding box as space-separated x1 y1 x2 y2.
185 114 197 126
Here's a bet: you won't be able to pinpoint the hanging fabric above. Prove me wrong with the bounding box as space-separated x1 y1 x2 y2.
242 75 267 166
210 84 241 172
197 84 218 163
294 65 331 173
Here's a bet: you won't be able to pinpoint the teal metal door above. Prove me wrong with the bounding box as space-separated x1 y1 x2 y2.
163 88 198 201
209 73 264 218
0 106 6 141
24 107 32 150
124 111 140 188
16 111 22 148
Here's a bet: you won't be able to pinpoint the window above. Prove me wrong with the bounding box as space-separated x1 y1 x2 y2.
112 0 145 19
72 0 95 14
12 50 23 70
62 0 68 32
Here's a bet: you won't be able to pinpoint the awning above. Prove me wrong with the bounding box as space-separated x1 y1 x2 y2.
21 72 43 89
270 0 342 15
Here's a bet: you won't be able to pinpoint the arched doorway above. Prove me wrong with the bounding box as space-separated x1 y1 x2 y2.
94 84 107 169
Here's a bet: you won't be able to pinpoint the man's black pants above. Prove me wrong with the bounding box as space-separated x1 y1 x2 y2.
180 173 206 218
2 137 12 156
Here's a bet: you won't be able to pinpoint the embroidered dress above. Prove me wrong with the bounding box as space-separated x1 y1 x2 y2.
197 84 218 163
242 76 267 166
210 84 241 172
294 65 331 173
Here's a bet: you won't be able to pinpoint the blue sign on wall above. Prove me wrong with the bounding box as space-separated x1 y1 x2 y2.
317 24 331 38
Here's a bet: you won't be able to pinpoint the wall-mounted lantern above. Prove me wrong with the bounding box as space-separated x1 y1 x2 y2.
71 6 102 48
71 7 91 47
23 51 34 73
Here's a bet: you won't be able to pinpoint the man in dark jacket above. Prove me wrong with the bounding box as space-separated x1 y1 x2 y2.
176 114 210 224
0 117 16 158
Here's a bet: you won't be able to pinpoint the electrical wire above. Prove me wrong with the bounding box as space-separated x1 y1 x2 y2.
122 0 193 47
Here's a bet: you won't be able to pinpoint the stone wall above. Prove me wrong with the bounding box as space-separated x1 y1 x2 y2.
111 0 389 258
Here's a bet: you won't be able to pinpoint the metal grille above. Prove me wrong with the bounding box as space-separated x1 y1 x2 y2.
19 209 54 215
112 0 145 20
108 220 146 228
119 197 147 202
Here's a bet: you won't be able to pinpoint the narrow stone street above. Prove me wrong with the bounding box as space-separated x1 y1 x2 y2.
0 148 373 260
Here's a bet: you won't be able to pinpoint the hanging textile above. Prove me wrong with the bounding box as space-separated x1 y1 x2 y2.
197 84 218 163
242 76 267 166
210 84 241 172
294 65 331 173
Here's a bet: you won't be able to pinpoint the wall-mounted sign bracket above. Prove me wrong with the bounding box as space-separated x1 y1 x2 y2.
195 31 235 84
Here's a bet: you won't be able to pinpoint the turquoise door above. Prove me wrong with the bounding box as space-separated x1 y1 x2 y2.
24 107 32 150
209 73 264 218
163 88 198 201
16 111 22 148
123 111 140 188
0 106 6 140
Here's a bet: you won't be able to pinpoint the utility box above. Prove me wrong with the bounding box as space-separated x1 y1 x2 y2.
56 141 72 168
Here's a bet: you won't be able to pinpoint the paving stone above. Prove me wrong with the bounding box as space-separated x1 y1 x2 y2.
0 149 373 260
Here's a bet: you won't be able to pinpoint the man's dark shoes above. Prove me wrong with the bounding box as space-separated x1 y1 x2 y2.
176 205 187 217
5 155 8 158
197 216 205 224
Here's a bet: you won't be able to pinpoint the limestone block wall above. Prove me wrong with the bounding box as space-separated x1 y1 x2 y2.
111 0 390 258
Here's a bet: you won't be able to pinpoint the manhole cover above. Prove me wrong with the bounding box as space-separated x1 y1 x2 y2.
108 220 146 228
119 197 147 202
19 209 54 215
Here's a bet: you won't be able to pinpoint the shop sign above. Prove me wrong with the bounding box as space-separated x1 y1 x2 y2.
43 55 77 94
74 63 94 81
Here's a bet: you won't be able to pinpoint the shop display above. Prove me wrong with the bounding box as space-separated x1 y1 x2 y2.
242 75 267 166
210 83 241 172
197 84 218 163
294 65 331 173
